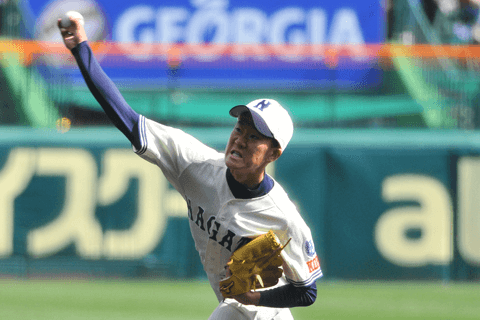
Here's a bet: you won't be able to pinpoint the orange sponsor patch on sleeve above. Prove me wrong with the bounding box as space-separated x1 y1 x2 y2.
306 255 320 273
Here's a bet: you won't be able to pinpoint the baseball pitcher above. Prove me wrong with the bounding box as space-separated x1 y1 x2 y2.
58 13 322 320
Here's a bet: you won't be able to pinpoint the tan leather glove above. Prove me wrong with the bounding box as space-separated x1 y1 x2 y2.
219 230 291 299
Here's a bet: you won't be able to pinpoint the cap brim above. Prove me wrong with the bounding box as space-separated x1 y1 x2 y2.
229 105 248 117
229 105 273 138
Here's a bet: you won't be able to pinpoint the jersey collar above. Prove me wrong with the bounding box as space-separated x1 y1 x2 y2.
226 168 274 199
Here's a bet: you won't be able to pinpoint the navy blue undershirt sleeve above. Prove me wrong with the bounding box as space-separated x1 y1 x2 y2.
258 282 317 308
71 41 141 149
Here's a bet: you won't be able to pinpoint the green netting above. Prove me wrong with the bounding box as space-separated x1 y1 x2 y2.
391 0 480 129
0 52 60 128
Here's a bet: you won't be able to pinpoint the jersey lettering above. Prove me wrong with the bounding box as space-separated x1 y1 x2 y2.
195 207 205 231
187 199 194 221
218 230 236 251
186 198 257 253
253 100 271 111
306 255 320 273
207 216 221 241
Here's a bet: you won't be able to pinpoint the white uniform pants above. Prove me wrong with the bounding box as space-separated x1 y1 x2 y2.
208 299 294 320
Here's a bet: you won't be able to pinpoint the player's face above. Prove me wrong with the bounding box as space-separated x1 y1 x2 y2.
225 112 281 187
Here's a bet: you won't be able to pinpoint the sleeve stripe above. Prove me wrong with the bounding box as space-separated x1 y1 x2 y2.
287 269 323 287
135 115 148 155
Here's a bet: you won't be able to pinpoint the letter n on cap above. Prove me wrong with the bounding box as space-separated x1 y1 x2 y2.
253 100 271 111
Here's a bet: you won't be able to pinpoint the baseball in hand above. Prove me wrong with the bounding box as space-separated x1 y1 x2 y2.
60 11 85 28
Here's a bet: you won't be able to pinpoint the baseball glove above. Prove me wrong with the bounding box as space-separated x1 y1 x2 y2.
219 230 291 298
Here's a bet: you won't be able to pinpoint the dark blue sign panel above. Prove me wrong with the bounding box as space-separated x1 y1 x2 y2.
29 0 385 89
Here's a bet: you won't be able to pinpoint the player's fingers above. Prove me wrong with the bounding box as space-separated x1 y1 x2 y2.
69 19 79 29
57 19 71 32
57 14 88 48
58 20 71 36
57 17 79 31
59 29 74 39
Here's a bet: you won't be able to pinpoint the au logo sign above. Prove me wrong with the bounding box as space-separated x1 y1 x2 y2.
375 160 480 267
375 175 453 267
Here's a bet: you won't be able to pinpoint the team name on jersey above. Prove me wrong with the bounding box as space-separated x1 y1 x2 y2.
306 255 321 273
187 199 250 252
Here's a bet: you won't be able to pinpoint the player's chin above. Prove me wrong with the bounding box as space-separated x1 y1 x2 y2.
225 155 243 169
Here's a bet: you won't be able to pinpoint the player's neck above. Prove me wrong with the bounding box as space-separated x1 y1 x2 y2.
226 169 273 199
229 169 264 189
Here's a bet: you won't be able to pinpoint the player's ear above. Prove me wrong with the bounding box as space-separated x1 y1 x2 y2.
267 147 282 163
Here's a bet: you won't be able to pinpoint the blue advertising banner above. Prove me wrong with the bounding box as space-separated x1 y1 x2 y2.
27 0 385 90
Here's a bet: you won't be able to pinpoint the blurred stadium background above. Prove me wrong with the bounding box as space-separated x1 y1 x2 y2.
1 0 480 319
